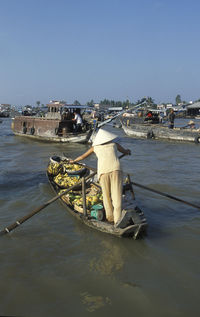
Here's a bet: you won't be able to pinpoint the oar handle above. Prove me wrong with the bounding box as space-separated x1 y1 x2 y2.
0 171 97 236
126 174 135 200
119 153 126 160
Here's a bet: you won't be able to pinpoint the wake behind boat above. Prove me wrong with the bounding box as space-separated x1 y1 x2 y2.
46 155 147 239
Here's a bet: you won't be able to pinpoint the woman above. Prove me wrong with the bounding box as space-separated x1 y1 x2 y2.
70 128 131 225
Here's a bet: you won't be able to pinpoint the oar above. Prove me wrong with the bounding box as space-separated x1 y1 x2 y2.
0 171 97 236
132 181 200 210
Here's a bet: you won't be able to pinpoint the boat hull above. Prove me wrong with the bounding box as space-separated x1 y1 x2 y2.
13 131 91 143
11 116 93 143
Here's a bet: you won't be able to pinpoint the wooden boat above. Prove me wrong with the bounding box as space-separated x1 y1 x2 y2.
11 102 93 143
122 123 151 139
121 121 200 144
47 156 147 239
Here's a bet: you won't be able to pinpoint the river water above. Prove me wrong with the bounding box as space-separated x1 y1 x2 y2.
0 118 200 317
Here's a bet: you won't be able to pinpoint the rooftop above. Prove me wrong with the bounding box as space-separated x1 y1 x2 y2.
187 102 200 109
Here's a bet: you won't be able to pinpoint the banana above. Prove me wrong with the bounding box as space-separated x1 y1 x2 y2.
54 173 80 188
53 161 103 211
47 162 62 176
63 163 83 171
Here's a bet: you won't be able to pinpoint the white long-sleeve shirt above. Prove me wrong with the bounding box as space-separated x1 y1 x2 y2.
93 143 121 179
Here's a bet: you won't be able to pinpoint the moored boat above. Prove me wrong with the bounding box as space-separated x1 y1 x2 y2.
47 155 147 239
121 121 200 144
121 123 152 139
11 102 93 143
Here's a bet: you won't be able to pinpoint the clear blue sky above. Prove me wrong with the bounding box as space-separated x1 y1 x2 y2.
0 0 200 106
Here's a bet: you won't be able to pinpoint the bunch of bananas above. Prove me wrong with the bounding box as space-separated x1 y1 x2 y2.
72 193 103 208
47 162 62 176
54 173 80 188
63 163 82 171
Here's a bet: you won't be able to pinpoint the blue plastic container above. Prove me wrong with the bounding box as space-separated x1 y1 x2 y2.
91 204 104 221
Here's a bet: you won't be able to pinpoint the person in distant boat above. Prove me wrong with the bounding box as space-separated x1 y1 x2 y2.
91 110 98 128
158 113 164 123
181 120 196 129
168 108 175 129
187 120 196 129
144 111 153 122
72 111 83 132
92 110 97 119
62 110 71 121
69 129 131 226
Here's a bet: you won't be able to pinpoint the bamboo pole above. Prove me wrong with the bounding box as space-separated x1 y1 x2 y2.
82 177 87 216
132 181 200 210
126 174 135 200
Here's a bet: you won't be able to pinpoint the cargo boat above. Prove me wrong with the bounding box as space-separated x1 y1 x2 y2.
11 102 93 143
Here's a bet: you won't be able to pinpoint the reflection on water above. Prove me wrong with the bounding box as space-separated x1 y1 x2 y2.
80 291 111 312
0 118 200 317
89 239 124 276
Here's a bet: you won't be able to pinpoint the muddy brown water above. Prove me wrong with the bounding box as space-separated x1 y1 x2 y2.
0 118 200 316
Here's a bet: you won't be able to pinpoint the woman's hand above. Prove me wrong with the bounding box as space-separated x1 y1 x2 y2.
67 147 94 165
126 149 131 155
116 143 131 156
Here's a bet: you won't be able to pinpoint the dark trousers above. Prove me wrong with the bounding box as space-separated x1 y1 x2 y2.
74 124 82 132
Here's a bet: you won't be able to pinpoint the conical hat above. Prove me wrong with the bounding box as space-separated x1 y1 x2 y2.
93 128 118 146
188 120 195 125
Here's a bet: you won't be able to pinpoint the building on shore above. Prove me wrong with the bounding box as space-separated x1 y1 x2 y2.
0 104 11 117
186 102 200 117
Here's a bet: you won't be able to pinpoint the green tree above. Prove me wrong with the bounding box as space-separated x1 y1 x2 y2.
175 95 182 105
73 100 81 105
86 99 94 106
36 101 40 107
135 97 147 106
100 99 110 105
146 97 154 106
